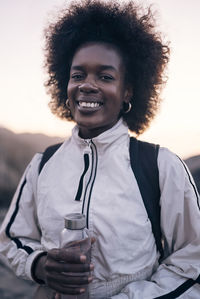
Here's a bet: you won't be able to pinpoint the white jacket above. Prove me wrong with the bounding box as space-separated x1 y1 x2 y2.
0 119 200 298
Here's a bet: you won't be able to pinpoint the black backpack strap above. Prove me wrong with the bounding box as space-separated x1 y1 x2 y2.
129 137 163 259
38 143 63 174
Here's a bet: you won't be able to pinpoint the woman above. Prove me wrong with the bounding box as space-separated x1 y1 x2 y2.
0 0 200 298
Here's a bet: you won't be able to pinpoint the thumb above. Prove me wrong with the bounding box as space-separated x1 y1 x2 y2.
91 237 96 244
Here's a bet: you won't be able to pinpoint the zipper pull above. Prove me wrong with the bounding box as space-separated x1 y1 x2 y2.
83 139 93 155
84 139 92 147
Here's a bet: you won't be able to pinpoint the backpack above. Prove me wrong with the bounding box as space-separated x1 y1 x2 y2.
38 137 163 258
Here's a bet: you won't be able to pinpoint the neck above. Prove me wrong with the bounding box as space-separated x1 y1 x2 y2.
78 120 119 139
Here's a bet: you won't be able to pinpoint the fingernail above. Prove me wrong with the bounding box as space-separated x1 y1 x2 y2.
88 276 93 283
91 237 96 243
90 263 94 270
80 255 86 262
80 288 85 293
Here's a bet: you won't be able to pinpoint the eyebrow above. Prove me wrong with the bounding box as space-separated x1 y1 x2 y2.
71 65 117 72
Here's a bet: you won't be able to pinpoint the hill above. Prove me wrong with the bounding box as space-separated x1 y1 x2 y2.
184 155 200 173
185 155 200 194
0 127 64 207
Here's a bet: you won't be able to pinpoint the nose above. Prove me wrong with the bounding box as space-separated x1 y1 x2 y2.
78 82 98 93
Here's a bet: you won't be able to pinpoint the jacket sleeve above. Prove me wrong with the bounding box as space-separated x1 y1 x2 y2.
0 153 45 281
111 147 200 299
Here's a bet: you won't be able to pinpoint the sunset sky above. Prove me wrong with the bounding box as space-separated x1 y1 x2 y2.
0 0 200 159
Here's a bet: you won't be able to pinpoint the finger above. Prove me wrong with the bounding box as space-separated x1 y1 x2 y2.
91 237 96 244
55 293 61 299
47 272 93 285
49 281 86 295
48 248 86 263
45 260 92 273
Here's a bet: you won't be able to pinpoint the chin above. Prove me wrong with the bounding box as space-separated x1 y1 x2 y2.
75 113 104 128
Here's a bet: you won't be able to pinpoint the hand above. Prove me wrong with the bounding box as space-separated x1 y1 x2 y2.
34 237 95 295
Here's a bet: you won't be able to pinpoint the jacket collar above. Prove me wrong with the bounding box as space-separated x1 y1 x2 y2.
71 118 129 150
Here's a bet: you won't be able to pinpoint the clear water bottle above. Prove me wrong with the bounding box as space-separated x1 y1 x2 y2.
58 213 91 299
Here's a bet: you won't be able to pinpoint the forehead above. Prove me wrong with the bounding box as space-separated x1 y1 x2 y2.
71 42 124 69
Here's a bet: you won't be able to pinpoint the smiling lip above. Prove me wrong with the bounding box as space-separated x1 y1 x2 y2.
78 101 102 108
77 99 103 110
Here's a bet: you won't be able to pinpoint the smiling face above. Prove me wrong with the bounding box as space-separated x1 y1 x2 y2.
67 42 131 139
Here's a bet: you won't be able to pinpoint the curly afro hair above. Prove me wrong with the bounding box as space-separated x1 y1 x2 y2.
44 0 170 134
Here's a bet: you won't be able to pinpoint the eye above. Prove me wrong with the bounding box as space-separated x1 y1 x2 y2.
71 73 84 81
100 74 114 81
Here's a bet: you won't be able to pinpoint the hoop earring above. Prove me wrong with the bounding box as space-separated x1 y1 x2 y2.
66 99 70 109
123 102 132 114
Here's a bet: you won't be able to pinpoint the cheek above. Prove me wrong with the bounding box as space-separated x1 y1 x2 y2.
107 88 124 109
67 82 73 98
67 79 78 94
67 84 77 107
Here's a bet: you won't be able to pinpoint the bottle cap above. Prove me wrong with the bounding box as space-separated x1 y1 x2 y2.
64 213 86 230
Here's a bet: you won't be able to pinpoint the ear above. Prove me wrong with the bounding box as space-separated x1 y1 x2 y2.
123 85 133 104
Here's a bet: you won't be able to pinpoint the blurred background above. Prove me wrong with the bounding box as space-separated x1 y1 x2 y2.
0 0 200 298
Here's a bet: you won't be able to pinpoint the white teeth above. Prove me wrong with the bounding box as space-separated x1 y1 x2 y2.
79 101 101 108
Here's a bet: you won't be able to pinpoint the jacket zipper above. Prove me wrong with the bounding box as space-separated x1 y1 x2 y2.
86 141 98 228
74 153 89 201
81 140 98 228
